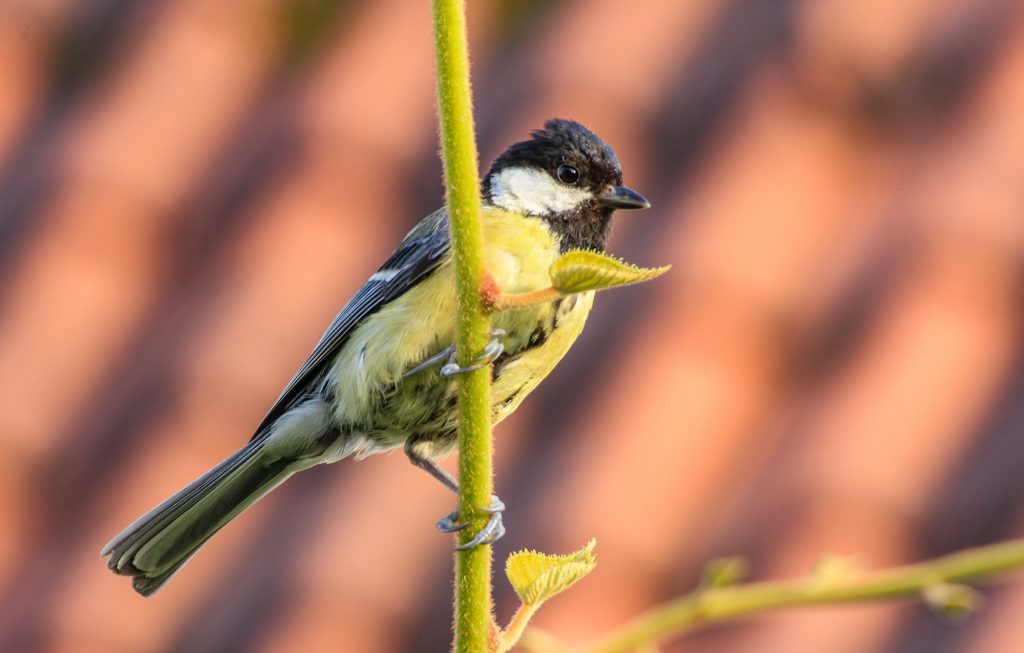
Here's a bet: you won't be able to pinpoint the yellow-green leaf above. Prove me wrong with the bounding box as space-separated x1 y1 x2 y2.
922 583 985 621
550 250 670 295
506 539 598 606
700 557 750 589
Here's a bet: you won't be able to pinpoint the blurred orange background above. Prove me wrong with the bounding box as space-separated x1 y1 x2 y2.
1 0 1023 651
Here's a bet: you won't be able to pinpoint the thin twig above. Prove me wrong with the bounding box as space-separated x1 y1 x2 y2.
521 538 1024 653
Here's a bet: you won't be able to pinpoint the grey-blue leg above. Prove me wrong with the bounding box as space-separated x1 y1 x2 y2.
403 438 506 549
440 329 506 377
401 344 456 379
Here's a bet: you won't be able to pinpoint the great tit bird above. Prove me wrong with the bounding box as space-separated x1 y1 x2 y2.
102 118 650 596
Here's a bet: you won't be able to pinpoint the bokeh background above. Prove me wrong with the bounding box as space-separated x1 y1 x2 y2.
1 0 1023 651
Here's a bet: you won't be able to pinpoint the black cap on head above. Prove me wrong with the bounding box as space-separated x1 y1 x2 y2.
485 119 624 195
483 119 648 252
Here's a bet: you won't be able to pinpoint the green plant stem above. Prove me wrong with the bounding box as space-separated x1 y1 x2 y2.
498 603 542 653
486 288 564 312
431 1 495 652
521 538 1024 653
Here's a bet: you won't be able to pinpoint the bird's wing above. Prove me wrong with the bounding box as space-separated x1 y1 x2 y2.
251 208 451 436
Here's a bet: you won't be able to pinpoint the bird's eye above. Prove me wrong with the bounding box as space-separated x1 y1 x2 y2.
556 164 580 185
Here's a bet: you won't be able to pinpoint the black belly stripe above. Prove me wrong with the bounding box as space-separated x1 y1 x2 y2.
528 320 551 346
553 295 577 329
491 355 510 381
492 306 560 381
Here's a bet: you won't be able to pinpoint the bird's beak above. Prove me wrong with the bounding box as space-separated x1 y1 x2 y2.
597 185 651 210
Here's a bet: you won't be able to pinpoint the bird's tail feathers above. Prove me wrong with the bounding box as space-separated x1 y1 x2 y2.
102 439 295 596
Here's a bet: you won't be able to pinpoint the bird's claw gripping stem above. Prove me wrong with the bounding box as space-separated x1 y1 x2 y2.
402 329 506 380
439 329 505 377
437 495 506 550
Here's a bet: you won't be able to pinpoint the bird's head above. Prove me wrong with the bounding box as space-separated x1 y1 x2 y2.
482 119 649 251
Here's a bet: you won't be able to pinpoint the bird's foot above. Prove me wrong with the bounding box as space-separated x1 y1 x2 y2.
436 495 506 550
402 329 505 380
439 329 505 377
401 344 456 379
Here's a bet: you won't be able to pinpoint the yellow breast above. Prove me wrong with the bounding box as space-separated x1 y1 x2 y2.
481 207 562 292
481 208 595 423
329 206 594 434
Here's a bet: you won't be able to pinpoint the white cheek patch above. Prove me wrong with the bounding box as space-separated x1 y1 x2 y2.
488 166 593 216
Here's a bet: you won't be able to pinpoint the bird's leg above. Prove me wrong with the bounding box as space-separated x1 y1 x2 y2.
440 329 506 377
401 329 505 380
401 344 456 379
404 438 506 550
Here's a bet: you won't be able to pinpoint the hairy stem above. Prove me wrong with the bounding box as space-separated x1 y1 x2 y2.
486 288 565 312
497 603 542 653
431 0 494 651
522 538 1024 653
